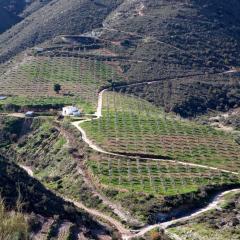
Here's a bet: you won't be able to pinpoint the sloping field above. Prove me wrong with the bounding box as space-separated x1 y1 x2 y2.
81 91 240 171
87 152 239 196
80 90 240 223
0 55 123 113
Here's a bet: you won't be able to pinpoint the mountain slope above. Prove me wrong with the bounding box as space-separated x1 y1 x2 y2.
0 0 123 63
96 0 240 116
100 0 240 78
0 8 22 33
0 0 47 34
0 116 115 239
0 0 239 115
1 0 239 71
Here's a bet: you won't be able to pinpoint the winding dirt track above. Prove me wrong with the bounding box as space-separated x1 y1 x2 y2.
72 87 239 175
123 188 240 239
17 165 240 240
19 164 34 177
12 77 240 239
63 197 130 236
16 68 239 239
18 165 131 236
69 82 240 239
58 125 140 227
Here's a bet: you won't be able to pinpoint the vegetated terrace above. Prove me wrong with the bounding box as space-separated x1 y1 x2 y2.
81 91 240 171
0 54 123 113
87 152 239 196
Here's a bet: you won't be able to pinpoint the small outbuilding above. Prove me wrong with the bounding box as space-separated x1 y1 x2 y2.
0 96 7 100
34 47 44 53
25 111 35 117
62 106 81 117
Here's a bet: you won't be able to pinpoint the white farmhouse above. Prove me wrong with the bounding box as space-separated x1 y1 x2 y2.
62 106 81 117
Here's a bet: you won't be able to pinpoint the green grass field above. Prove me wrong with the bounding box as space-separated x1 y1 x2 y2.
82 91 240 171
20 57 120 86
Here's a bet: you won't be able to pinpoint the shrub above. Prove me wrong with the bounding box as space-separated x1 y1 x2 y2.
53 83 61 94
150 230 162 240
0 198 29 240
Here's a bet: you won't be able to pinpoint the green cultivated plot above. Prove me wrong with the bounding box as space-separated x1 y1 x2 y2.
87 152 239 196
82 91 240 171
0 56 123 113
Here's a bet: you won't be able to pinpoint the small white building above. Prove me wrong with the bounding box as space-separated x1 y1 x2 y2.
34 47 44 53
25 111 35 117
62 106 81 117
0 96 7 100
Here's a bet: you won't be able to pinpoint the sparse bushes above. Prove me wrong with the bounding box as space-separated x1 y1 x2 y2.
0 198 29 240
27 212 42 233
235 135 240 145
121 74 240 117
150 230 161 240
149 229 170 240
0 156 93 225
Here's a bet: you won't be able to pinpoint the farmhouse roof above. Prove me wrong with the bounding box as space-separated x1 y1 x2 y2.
0 96 7 100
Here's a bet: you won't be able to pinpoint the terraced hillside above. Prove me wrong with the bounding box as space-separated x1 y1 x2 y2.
0 1 240 239
0 54 123 113
1 0 239 116
98 0 240 116
79 90 240 222
0 35 239 237
87 152 239 197
81 91 240 171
